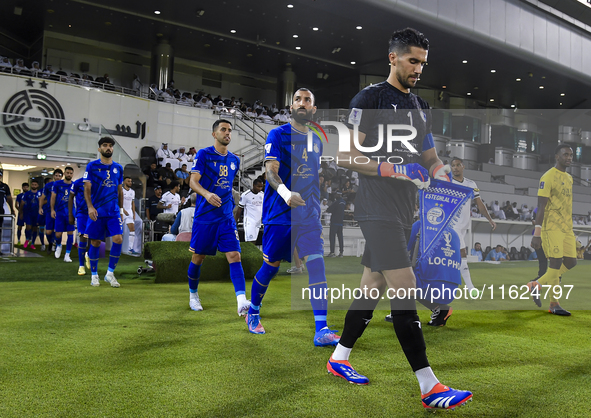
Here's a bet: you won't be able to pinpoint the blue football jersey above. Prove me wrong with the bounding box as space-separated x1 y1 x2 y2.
22 190 41 215
262 124 323 226
192 146 240 223
42 181 54 210
16 193 24 207
70 178 88 217
51 180 72 217
83 159 123 218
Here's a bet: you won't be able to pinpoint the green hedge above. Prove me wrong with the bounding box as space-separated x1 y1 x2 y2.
144 241 264 283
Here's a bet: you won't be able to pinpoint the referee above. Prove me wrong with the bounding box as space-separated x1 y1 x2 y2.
325 28 472 411
529 144 577 316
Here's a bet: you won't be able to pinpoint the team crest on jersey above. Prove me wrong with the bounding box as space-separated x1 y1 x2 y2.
348 108 362 125
314 143 319 154
113 168 118 174
231 162 236 171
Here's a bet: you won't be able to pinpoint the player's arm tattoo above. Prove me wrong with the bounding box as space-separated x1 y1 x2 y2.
265 160 284 191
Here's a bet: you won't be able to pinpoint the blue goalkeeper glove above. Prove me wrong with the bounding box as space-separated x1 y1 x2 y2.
378 162 430 190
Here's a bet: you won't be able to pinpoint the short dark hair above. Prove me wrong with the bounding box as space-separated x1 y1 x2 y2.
294 87 315 105
22 182 29 187
170 180 180 190
182 164 187 167
98 136 115 146
44 177 52 184
124 176 131 181
475 242 481 246
496 244 503 249
555 144 572 155
253 178 263 186
450 157 463 165
388 27 429 55
31 179 39 185
53 168 63 176
64 166 74 172
213 119 232 132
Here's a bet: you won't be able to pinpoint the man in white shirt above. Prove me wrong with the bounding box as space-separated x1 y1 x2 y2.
175 146 189 163
258 110 273 124
156 143 174 166
162 193 196 241
234 178 264 242
160 181 182 214
450 157 496 296
121 177 139 255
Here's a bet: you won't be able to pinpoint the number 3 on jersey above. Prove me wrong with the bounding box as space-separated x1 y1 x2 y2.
219 165 228 177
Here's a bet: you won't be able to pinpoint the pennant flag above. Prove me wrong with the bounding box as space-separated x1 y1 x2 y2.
418 179 474 264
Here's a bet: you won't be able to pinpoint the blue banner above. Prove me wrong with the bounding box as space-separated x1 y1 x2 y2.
418 179 474 264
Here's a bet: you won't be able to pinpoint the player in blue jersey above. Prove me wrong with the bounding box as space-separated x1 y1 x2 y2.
325 28 472 411
69 177 90 275
84 137 124 288
38 169 63 253
51 166 75 262
186 119 250 315
244 88 340 347
21 180 41 249
15 182 29 245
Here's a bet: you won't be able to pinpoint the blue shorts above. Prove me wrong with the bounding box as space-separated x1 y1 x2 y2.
37 213 46 227
45 211 55 231
189 218 241 255
55 214 76 233
17 215 25 227
76 214 89 235
86 216 123 240
263 222 324 263
23 212 39 227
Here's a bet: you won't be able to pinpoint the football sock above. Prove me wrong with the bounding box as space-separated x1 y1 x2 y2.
66 234 73 254
306 255 328 332
229 261 246 296
31 230 37 244
107 242 122 273
52 232 56 246
338 295 381 348
128 231 135 252
188 262 201 294
460 258 475 289
25 229 31 241
558 263 569 276
249 262 279 315
390 299 430 372
332 343 353 361
39 230 45 245
415 367 440 395
78 241 87 267
537 267 560 304
46 233 52 246
89 244 100 275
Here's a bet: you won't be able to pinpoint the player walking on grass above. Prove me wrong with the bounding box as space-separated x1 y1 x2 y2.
21 180 41 250
51 166 75 263
186 119 250 316
84 137 124 288
38 169 62 252
69 177 90 275
15 183 28 245
122 176 139 255
244 88 340 347
325 28 472 411
528 144 577 316
449 157 496 297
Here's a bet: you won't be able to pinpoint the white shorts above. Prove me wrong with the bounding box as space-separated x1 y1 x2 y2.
458 228 468 250
123 214 134 226
244 219 261 242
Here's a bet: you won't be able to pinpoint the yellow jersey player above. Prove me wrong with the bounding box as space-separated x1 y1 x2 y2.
529 144 576 316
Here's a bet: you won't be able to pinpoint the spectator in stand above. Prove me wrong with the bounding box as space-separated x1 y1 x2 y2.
30 61 41 76
213 95 223 104
156 143 174 166
215 101 228 113
326 192 346 258
485 245 509 261
132 74 142 95
520 204 531 221
175 164 190 190
270 103 279 115
503 200 518 220
146 186 164 221
196 97 211 109
186 147 196 162
258 110 273 124
159 162 177 187
0 56 12 69
144 162 163 188
491 200 506 220
175 146 189 163
13 59 28 73
470 202 482 218
471 242 483 261
159 181 183 214
42 64 55 78
150 83 162 98
161 88 175 103
341 179 354 201
162 193 196 241
245 107 257 118
178 93 194 107
273 109 290 123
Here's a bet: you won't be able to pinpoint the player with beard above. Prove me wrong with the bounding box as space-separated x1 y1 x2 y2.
22 180 41 249
51 166 75 262
244 88 340 347
38 169 63 252
84 137 124 288
325 28 472 411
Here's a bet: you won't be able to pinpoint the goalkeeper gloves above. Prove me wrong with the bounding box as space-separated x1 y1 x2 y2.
378 162 430 190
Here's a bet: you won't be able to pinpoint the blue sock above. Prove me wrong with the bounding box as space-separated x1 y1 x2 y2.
78 241 87 267
188 262 201 293
229 261 246 296
107 242 122 273
248 262 279 315
306 255 328 332
46 233 52 245
25 229 31 241
89 244 99 275
31 230 37 244
66 234 74 254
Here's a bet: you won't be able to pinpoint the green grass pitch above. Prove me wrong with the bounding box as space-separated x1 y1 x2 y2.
1 251 590 417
